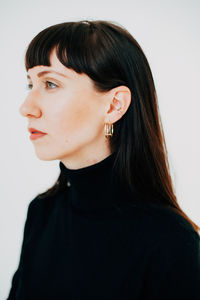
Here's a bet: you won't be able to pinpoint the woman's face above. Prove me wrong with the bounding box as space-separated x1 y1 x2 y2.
20 49 111 168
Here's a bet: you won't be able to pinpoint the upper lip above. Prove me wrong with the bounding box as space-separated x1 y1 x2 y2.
28 127 46 134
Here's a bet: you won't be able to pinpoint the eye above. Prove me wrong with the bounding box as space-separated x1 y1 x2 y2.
45 81 58 89
25 81 58 91
26 83 33 90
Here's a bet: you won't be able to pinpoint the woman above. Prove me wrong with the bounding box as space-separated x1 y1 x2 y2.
7 20 200 300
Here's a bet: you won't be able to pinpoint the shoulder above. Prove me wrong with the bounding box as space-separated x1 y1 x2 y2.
25 190 63 225
121 201 199 246
142 205 200 284
134 204 200 299
126 203 200 273
27 193 55 214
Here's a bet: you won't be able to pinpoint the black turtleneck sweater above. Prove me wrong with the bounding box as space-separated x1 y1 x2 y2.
7 152 200 300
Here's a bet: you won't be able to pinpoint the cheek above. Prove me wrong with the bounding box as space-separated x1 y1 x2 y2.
49 95 98 140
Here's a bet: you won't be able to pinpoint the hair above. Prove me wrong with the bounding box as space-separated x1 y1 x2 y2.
25 20 199 234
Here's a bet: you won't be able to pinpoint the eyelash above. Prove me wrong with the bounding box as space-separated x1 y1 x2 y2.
26 81 58 90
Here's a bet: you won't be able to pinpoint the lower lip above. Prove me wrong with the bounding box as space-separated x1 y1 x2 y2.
30 133 47 140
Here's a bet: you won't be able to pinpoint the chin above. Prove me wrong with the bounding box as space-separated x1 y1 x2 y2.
34 150 59 161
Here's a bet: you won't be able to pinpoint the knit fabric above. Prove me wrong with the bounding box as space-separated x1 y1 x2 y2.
7 152 200 299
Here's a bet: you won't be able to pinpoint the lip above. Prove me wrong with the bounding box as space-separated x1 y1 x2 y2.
28 127 46 134
29 133 47 140
28 127 47 141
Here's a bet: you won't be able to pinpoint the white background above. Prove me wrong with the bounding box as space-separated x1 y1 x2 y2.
0 0 199 298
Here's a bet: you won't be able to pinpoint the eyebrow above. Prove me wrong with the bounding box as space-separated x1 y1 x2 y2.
27 70 69 79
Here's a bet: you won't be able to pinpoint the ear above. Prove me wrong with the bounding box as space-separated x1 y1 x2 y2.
104 86 131 124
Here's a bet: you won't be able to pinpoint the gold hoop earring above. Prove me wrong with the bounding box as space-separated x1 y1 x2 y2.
104 121 114 138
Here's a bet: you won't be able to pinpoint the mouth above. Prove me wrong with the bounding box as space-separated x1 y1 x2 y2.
28 127 47 140
29 132 47 141
28 127 46 134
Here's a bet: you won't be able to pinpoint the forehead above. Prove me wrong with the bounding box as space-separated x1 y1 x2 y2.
26 49 97 91
27 49 78 79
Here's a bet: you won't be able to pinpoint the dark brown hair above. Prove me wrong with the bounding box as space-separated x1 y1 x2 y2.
25 20 199 233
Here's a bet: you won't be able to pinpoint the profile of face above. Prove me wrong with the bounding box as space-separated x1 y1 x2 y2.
19 49 131 169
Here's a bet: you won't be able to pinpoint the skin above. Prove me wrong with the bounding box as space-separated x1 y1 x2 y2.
19 48 131 169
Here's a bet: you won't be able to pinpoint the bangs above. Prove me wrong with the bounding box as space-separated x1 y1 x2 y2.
25 22 94 72
25 21 127 91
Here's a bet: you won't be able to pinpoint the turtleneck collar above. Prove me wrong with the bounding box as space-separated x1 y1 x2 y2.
59 151 128 212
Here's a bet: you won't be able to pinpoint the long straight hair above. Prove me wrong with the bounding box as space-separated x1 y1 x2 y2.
25 20 199 233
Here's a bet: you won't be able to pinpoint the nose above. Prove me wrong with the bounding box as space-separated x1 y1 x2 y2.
19 91 42 118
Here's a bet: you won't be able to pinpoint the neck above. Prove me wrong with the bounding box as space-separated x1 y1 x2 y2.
59 151 134 212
